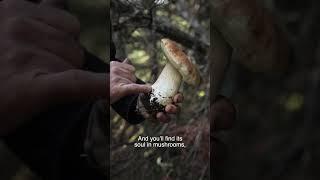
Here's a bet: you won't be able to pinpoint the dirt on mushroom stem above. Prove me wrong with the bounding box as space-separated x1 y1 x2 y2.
140 90 171 116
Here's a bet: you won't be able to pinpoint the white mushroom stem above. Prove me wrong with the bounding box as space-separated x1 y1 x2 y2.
151 62 182 106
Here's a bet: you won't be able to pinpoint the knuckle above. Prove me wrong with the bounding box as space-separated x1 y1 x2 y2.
111 76 120 82
110 66 117 74
111 67 121 74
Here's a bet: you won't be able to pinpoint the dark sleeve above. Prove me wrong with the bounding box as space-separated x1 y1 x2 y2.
111 92 145 124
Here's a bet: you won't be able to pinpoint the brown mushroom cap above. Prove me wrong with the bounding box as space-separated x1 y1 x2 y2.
160 38 201 86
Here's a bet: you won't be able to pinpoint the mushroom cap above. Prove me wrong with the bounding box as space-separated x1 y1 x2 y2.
160 38 201 86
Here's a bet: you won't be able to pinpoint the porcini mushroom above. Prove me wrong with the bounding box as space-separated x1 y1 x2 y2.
140 38 200 113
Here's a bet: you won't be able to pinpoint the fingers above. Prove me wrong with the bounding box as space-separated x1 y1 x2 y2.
110 65 137 82
156 112 170 123
36 70 107 103
165 104 180 114
173 93 184 104
210 95 236 131
118 72 137 83
110 60 137 83
120 84 151 97
153 93 182 123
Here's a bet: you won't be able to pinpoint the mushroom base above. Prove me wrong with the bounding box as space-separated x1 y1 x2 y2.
140 91 166 116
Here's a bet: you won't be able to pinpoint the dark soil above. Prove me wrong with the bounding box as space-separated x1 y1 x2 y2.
140 90 166 116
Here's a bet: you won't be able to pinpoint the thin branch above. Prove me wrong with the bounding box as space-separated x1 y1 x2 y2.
113 15 209 56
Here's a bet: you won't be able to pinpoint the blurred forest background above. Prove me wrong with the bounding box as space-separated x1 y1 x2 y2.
215 0 320 180
1 0 320 180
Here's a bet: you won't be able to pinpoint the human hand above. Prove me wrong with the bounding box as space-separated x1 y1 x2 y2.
112 58 183 123
155 93 184 123
0 0 106 135
110 59 152 104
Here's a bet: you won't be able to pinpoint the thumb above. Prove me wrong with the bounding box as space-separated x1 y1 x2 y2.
37 70 107 104
41 0 66 8
121 84 152 97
